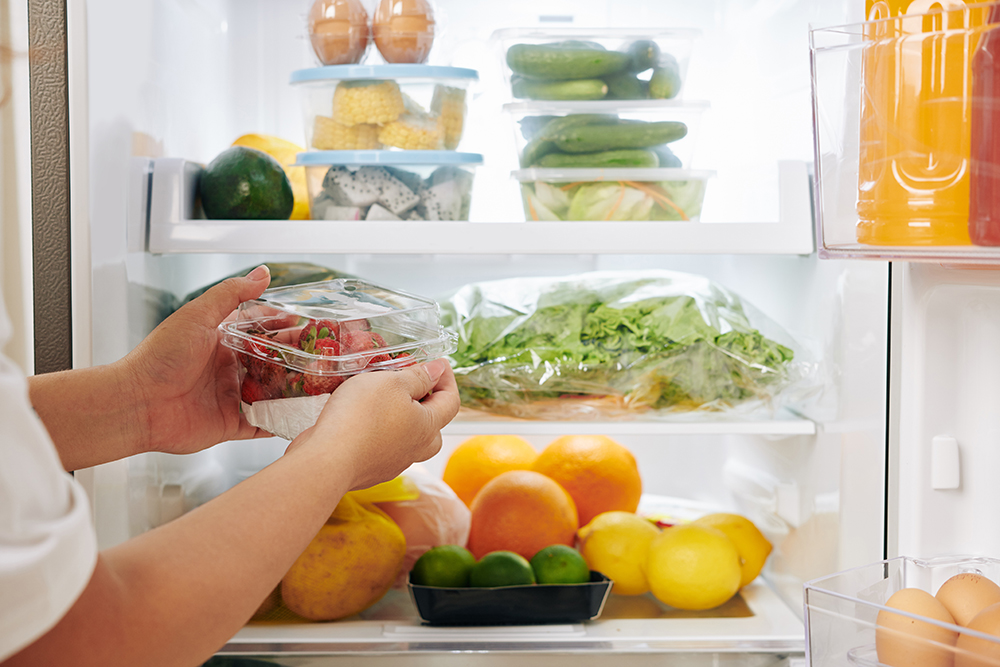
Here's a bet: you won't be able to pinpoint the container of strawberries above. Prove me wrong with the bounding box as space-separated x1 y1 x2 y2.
219 278 456 440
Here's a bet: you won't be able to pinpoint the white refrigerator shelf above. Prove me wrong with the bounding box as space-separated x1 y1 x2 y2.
137 157 816 256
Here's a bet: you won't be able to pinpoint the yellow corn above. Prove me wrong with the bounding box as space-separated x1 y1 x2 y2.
378 113 444 150
312 116 381 150
431 85 466 150
332 80 405 126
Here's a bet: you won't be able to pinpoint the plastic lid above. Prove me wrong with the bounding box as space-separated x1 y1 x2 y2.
503 100 711 114
512 167 715 182
290 64 479 84
295 150 483 166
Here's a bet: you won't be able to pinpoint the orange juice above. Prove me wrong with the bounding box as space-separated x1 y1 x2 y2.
858 1 991 245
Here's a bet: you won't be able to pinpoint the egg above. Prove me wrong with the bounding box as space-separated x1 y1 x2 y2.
308 0 370 66
373 0 435 64
876 587 959 667
938 573 1000 627
956 602 1000 667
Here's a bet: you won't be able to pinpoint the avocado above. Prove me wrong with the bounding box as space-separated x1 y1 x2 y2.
199 146 295 220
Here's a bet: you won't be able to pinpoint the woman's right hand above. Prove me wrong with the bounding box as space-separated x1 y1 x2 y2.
287 358 460 491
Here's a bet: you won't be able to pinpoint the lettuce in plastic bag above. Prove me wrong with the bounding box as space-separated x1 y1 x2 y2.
441 270 817 420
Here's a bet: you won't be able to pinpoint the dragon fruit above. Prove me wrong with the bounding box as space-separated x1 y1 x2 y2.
365 204 402 221
353 166 421 215
322 166 380 208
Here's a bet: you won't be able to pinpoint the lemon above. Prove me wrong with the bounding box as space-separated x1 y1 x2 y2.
577 511 660 596
692 512 772 588
232 133 310 220
530 545 590 585
411 545 476 588
469 551 536 587
646 523 742 611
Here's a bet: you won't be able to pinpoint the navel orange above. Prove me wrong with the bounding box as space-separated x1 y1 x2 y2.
466 470 578 560
442 435 538 507
531 435 642 527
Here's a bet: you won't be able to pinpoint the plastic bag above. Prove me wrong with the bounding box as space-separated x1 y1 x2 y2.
440 270 820 420
373 464 472 588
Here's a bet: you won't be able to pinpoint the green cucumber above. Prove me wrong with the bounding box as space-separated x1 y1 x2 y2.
624 40 661 73
604 71 647 100
520 114 620 167
512 77 608 101
551 121 688 153
506 43 630 80
536 148 660 169
649 54 682 99
651 144 682 168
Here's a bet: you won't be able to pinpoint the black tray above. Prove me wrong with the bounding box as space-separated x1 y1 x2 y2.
408 570 613 626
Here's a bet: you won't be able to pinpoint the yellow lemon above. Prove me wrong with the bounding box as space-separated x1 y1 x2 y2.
646 523 742 611
232 133 310 220
578 511 660 596
692 512 772 588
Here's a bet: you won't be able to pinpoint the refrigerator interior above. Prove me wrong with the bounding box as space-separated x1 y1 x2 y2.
73 0 893 662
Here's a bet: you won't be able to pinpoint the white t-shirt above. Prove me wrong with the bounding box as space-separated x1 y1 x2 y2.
0 293 98 661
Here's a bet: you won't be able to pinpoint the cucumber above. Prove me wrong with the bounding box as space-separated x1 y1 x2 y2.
551 121 688 153
512 77 608 101
520 114 620 167
536 149 660 169
506 43 630 80
604 71 647 100
651 144 682 168
649 54 682 99
624 39 661 73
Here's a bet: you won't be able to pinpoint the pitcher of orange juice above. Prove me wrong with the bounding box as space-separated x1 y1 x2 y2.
857 0 991 246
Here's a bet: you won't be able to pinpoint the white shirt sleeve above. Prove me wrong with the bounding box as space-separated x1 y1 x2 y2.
0 302 98 660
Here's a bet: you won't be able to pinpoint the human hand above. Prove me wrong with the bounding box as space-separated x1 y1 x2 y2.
121 265 273 456
288 358 460 491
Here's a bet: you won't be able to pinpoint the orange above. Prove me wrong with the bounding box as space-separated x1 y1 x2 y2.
531 435 642 527
467 470 578 560
442 435 538 507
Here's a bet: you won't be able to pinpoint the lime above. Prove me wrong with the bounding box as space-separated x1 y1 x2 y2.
530 544 590 585
410 545 476 588
469 551 536 588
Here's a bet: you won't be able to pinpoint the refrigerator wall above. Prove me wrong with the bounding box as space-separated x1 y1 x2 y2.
68 0 891 661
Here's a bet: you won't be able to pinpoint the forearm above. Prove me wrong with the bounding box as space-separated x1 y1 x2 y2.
27 359 148 471
4 432 352 667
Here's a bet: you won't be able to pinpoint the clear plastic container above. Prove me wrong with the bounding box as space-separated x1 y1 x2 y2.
804 555 1000 667
492 28 701 103
512 167 713 222
219 279 456 438
294 150 482 221
290 65 478 151
372 0 436 65
306 0 372 66
503 101 707 171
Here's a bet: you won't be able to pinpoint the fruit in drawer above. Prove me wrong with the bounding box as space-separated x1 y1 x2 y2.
531 435 642 527
506 43 630 80
199 146 294 220
442 435 539 507
578 511 659 596
646 523 742 611
466 470 578 560
692 513 772 588
281 495 405 621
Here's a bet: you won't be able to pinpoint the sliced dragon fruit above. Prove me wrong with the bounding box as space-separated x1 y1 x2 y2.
418 180 463 221
322 205 363 220
321 166 380 208
354 166 421 215
365 203 402 221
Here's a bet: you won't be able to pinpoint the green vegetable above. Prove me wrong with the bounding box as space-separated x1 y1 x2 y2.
506 43 630 80
604 71 648 100
624 40 661 72
649 54 682 99
512 77 608 101
520 114 620 167
651 144 682 168
441 273 799 416
551 120 687 153
567 182 655 220
536 148 659 169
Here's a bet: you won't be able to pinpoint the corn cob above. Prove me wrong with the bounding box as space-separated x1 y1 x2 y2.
312 116 381 150
431 85 467 150
378 113 444 150
332 80 405 126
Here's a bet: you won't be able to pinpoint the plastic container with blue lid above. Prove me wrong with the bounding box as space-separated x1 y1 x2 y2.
294 150 483 222
290 64 479 152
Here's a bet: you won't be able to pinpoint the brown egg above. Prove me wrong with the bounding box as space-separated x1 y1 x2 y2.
938 574 1000 627
308 0 370 66
876 587 959 667
956 602 1000 667
373 0 435 64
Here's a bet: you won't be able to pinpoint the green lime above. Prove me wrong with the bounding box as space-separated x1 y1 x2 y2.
530 544 591 585
410 545 476 588
469 551 536 588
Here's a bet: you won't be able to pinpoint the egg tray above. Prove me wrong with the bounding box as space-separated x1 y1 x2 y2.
407 571 613 626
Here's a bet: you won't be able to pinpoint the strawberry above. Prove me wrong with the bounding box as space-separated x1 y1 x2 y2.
241 376 266 404
312 338 341 356
393 351 416 367
298 318 340 354
340 318 371 335
302 344 344 396
284 372 305 398
341 330 392 365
